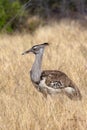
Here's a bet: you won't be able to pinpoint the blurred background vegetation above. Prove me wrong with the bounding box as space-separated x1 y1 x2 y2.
0 0 87 33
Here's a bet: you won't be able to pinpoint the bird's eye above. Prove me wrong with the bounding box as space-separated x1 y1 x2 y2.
32 46 39 51
33 47 37 50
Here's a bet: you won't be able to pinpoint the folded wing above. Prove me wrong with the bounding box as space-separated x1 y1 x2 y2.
40 70 82 100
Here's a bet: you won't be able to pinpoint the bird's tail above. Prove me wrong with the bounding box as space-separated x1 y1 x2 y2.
63 84 82 100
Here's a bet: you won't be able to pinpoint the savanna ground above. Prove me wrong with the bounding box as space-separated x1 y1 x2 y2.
0 19 87 130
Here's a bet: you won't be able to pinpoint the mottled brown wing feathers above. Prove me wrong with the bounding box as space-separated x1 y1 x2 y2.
41 70 71 88
41 70 82 100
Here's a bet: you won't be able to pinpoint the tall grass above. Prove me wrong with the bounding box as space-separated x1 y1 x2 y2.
0 20 87 130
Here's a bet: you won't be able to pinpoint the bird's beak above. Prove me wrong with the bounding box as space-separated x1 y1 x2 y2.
22 49 32 55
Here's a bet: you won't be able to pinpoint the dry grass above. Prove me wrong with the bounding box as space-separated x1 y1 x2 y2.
0 20 87 130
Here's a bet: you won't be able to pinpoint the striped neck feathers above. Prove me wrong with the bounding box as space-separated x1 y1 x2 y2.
30 48 44 83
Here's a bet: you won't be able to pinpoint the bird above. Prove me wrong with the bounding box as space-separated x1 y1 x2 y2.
22 43 82 100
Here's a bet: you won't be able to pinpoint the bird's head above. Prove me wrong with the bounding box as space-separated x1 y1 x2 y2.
22 43 49 55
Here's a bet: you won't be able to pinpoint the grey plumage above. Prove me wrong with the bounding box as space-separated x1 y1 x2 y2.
22 43 82 100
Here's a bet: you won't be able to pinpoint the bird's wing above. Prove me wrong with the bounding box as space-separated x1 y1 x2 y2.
41 70 82 100
41 70 70 89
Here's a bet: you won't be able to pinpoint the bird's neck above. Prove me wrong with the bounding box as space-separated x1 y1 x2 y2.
30 50 44 83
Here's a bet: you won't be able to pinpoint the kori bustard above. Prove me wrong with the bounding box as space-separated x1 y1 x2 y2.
22 43 82 100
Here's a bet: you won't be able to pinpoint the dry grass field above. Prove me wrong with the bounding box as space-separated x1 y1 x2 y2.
0 20 87 130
